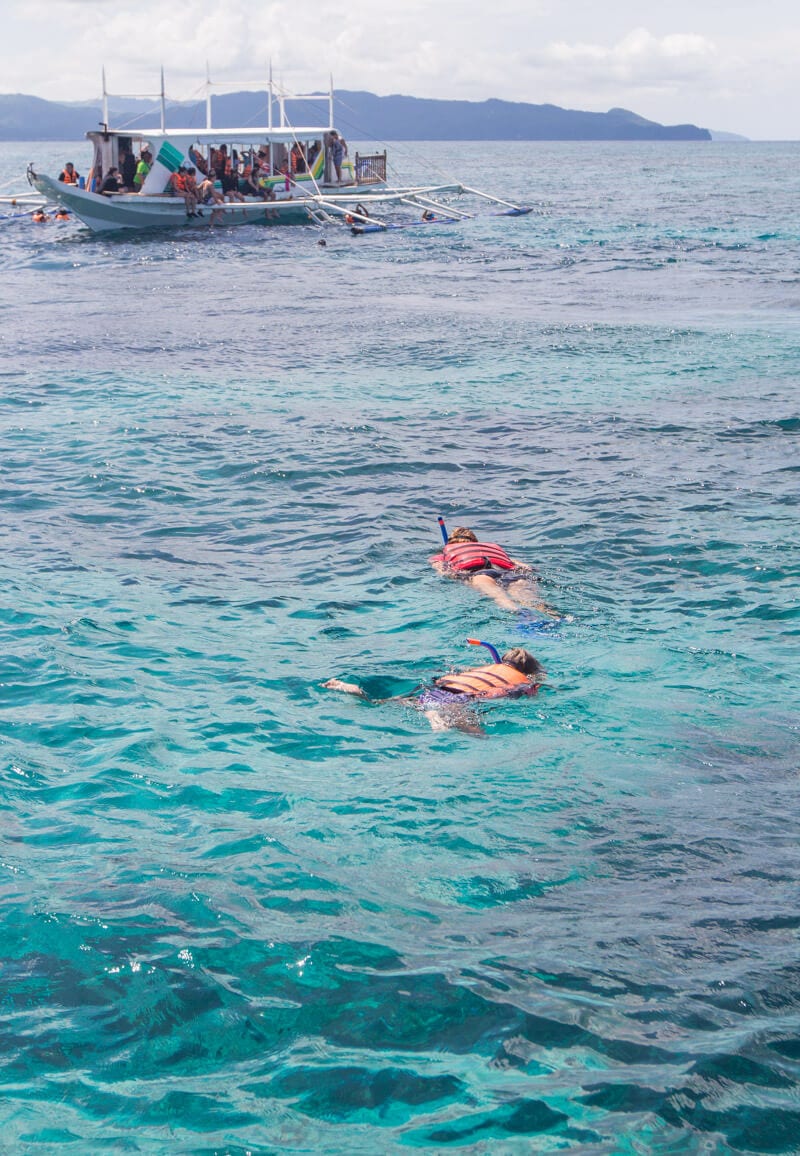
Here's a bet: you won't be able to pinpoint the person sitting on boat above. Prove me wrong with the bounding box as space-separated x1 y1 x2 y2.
241 165 266 200
119 147 137 191
198 174 223 204
431 525 557 616
324 642 545 735
58 162 79 185
99 167 122 195
224 174 246 203
169 167 186 196
134 150 152 192
182 167 199 215
291 143 307 173
31 208 49 223
197 174 225 224
213 153 244 202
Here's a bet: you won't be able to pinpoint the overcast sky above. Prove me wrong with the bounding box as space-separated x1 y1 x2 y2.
5 0 798 139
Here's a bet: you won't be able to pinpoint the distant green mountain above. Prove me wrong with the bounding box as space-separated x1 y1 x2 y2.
0 89 712 142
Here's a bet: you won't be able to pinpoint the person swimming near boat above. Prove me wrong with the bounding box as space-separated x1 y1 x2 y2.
31 208 49 223
431 523 558 615
323 641 544 735
58 162 79 185
344 203 370 225
54 208 70 220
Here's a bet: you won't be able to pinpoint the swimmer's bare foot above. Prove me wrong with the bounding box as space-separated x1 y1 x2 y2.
423 709 486 736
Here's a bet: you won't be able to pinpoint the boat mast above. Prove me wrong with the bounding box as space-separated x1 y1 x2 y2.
205 61 212 130
268 61 273 175
329 74 334 129
268 61 273 131
101 67 108 129
160 66 166 132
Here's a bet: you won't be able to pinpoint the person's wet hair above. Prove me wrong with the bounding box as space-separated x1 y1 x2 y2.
448 527 478 543
501 648 544 677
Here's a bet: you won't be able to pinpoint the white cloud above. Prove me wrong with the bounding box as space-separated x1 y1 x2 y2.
2 0 800 138
540 28 719 88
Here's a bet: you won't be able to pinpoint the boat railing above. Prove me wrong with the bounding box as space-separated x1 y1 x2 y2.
354 152 387 185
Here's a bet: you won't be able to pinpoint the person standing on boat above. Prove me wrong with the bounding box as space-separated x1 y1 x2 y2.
330 131 347 183
134 149 152 192
119 147 137 191
58 162 79 185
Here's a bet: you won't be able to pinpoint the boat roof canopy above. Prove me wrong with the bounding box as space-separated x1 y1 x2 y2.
89 127 331 146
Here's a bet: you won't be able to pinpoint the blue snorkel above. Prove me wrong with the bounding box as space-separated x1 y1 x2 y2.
438 515 449 545
466 638 502 664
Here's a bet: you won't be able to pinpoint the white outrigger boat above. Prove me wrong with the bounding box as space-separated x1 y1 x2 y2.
28 71 533 235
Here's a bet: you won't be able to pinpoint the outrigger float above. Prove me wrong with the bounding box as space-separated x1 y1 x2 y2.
0 178 47 222
28 70 533 236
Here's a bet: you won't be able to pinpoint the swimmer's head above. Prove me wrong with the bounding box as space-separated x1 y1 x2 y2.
448 527 477 543
501 648 544 678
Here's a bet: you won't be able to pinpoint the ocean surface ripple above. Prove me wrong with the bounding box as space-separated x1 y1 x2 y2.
1 140 799 1153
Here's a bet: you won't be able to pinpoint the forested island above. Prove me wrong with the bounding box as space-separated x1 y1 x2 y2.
0 90 711 141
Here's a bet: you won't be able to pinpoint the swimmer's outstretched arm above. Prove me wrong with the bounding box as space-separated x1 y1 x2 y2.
322 678 367 697
322 679 419 705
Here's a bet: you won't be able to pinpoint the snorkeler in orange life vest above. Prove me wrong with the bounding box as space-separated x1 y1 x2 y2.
430 522 558 615
323 640 544 735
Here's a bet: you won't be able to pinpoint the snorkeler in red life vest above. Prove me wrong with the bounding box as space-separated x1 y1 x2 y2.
323 641 544 735
430 524 558 615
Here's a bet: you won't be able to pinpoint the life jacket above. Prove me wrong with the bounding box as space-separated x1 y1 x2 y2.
442 540 515 572
172 172 186 193
436 663 534 700
61 170 78 185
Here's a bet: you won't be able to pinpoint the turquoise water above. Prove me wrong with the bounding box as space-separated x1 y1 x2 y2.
1 139 799 1153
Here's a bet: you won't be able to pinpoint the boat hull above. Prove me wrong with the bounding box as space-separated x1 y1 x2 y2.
32 173 323 233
